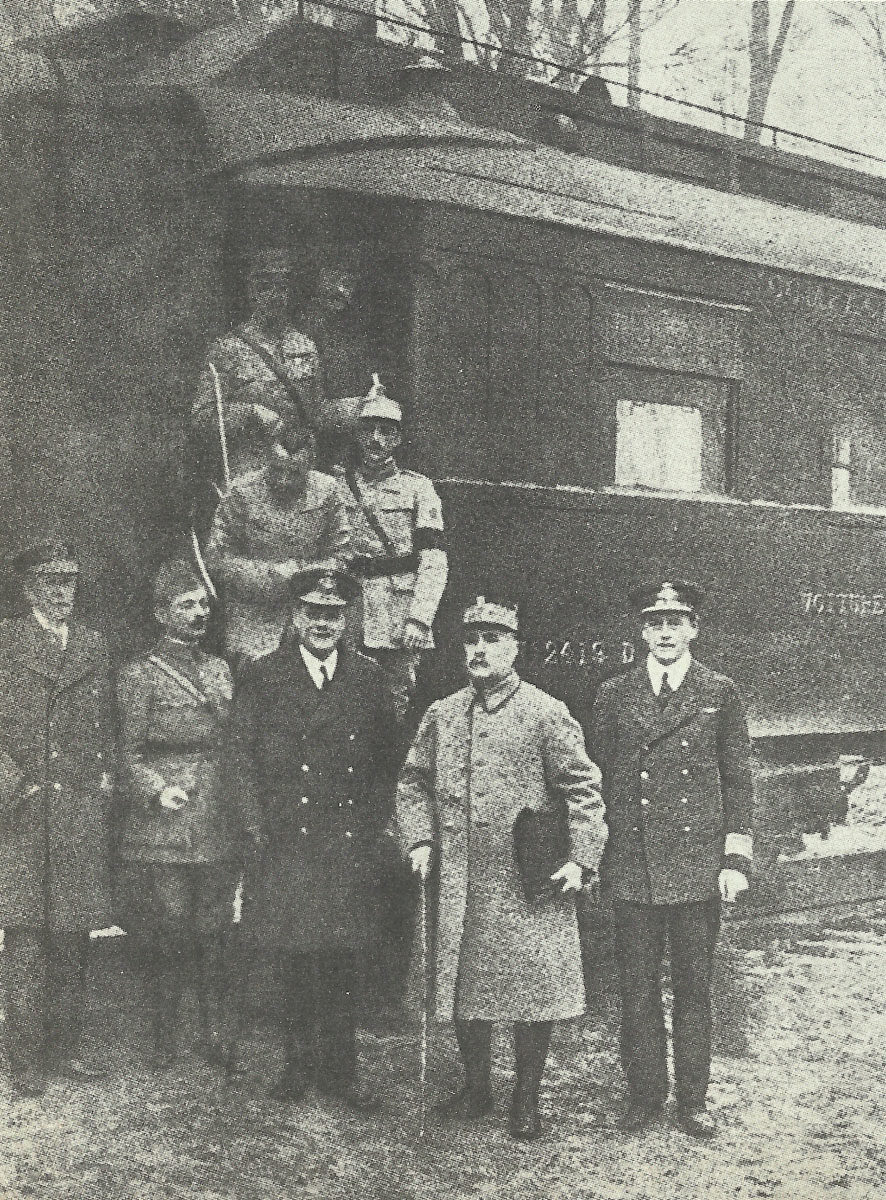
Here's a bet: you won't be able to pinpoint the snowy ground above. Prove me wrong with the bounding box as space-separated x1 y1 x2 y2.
0 899 884 1200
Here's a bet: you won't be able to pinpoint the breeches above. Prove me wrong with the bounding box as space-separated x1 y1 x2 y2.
612 897 721 1110
3 928 90 1071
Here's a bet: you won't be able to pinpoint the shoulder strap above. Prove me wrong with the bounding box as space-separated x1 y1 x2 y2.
345 469 400 559
147 655 208 706
237 330 310 429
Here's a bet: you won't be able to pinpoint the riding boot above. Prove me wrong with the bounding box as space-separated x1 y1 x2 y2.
436 1019 493 1119
194 934 230 1068
509 1021 552 1140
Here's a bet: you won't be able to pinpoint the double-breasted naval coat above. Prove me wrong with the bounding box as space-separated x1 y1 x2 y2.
397 676 606 1023
116 638 246 865
590 659 754 905
227 639 398 951
0 616 115 931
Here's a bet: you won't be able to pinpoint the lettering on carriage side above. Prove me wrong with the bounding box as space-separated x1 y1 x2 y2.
532 638 636 670
800 590 886 617
762 272 886 329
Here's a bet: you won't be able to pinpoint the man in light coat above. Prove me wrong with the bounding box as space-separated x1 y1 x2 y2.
0 541 115 1095
397 595 606 1140
590 580 754 1139
205 421 351 662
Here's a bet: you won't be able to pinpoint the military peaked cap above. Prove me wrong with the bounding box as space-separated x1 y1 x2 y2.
463 593 520 633
13 539 79 577
295 569 360 607
630 579 705 616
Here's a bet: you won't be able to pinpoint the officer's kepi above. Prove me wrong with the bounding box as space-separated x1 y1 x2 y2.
630 579 704 617
462 595 519 633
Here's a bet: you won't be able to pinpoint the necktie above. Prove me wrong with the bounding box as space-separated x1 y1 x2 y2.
658 673 672 709
319 662 331 690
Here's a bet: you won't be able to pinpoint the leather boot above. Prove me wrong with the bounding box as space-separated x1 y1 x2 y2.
509 1022 552 1141
194 935 230 1068
436 1020 493 1119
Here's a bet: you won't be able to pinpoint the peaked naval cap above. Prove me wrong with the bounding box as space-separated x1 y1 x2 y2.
630 579 704 617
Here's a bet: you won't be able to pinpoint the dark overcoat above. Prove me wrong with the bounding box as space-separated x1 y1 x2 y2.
590 658 754 906
116 638 244 865
228 639 397 951
0 616 115 930
397 678 606 1022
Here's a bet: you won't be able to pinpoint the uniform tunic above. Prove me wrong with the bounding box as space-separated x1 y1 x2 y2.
397 676 606 1022
116 639 245 865
590 659 754 904
336 463 447 650
0 616 114 931
228 641 398 952
193 320 321 485
205 466 352 660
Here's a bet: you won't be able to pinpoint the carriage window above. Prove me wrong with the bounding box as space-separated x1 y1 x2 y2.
606 366 732 495
616 401 703 491
827 340 886 512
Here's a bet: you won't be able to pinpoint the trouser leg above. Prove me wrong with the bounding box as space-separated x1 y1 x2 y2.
669 898 721 1111
193 864 238 1061
150 866 195 1061
45 932 89 1066
454 1018 493 1098
612 900 669 1108
280 952 316 1075
316 951 357 1085
3 928 47 1076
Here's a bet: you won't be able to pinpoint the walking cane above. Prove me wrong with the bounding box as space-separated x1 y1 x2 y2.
419 873 429 1139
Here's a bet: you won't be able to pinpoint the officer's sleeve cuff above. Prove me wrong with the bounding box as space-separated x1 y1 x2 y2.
409 839 434 853
724 832 753 861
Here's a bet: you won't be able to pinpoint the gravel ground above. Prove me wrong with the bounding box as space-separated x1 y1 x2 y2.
0 900 884 1200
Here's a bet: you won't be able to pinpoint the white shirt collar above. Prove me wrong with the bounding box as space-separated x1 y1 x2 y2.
299 644 338 690
32 608 68 650
646 651 692 695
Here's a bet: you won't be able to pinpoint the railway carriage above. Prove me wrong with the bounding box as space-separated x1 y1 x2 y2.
2 13 886 886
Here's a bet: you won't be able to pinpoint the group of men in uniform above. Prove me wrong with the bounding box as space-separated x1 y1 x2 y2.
0 243 754 1146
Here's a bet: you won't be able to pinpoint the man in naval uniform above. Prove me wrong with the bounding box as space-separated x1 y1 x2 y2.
116 560 260 1068
205 421 351 663
336 379 448 723
0 541 115 1095
191 247 322 495
590 580 754 1139
228 570 397 1111
398 595 605 1140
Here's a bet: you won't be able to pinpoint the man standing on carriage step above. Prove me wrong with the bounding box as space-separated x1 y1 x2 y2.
205 421 351 663
227 569 398 1111
116 559 261 1069
397 594 606 1141
191 246 322 500
589 580 754 1139
0 540 116 1096
335 378 448 725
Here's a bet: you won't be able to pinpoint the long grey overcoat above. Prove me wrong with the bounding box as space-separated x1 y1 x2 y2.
397 677 606 1023
0 616 115 931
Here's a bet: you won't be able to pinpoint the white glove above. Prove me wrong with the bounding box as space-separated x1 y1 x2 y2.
409 844 432 880
551 861 583 893
718 868 749 903
159 786 189 811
